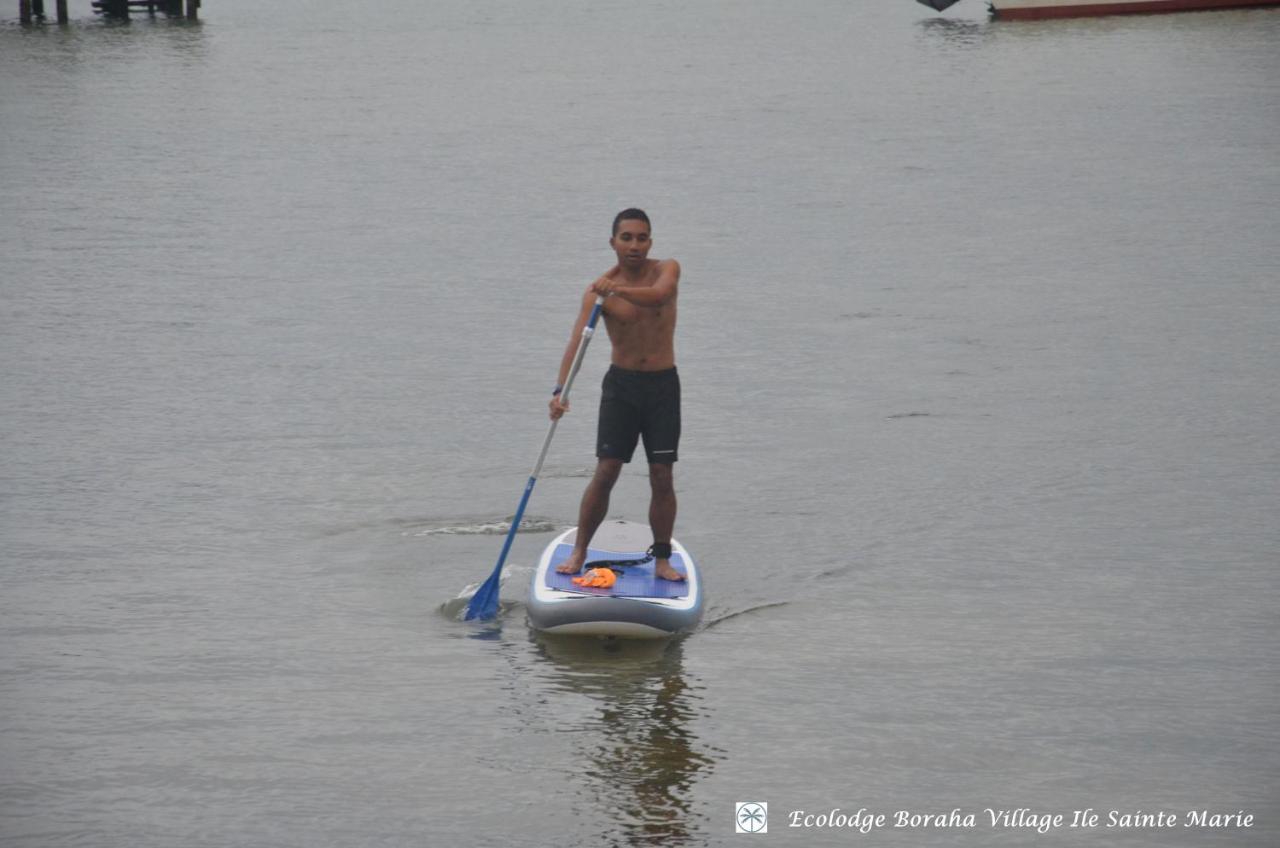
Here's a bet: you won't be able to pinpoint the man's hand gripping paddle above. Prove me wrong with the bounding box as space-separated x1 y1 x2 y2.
463 296 606 621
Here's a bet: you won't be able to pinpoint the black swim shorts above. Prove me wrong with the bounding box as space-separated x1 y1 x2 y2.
597 365 681 464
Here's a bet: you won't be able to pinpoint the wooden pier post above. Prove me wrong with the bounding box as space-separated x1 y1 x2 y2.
30 0 198 23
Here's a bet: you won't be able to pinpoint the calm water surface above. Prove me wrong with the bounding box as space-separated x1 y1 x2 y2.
2 1 1278 845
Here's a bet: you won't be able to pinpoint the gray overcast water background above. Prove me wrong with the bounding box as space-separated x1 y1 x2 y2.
2 1 1278 846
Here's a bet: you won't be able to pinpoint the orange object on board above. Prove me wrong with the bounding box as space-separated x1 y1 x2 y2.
571 567 616 588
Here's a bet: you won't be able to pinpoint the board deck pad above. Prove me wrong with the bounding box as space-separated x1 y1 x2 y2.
544 543 690 599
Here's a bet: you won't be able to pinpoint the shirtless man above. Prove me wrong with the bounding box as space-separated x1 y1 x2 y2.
549 208 685 582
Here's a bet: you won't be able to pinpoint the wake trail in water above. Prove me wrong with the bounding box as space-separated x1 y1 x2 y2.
701 601 790 631
407 518 561 537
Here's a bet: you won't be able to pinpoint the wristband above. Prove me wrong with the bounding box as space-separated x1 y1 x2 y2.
552 385 564 397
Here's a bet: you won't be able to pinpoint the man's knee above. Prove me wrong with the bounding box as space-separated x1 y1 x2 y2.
648 463 674 493
593 458 624 488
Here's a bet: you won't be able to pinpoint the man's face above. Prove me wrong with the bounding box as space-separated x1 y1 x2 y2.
611 220 652 268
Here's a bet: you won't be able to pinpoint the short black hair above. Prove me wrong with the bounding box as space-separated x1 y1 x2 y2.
612 208 651 236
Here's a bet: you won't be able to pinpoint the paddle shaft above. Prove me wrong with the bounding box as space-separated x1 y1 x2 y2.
465 296 605 619
531 296 605 478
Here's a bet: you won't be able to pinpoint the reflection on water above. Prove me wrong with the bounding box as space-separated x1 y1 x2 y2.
916 16 994 51
531 634 717 848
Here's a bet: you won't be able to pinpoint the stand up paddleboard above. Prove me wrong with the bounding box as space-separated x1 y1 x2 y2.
528 520 704 638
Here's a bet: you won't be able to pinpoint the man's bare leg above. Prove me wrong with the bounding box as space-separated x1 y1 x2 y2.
648 463 684 582
556 458 624 574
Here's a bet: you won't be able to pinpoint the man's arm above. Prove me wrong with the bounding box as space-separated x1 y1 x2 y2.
548 285 601 420
593 259 680 307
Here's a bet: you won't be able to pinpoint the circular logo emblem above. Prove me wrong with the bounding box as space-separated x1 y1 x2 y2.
736 802 768 834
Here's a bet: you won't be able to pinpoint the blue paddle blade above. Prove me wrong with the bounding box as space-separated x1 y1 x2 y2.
464 573 501 621
463 477 537 622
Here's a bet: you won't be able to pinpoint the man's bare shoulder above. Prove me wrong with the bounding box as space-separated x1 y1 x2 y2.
653 258 680 283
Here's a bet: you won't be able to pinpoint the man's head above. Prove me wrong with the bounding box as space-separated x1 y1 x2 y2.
611 208 652 268
612 208 650 236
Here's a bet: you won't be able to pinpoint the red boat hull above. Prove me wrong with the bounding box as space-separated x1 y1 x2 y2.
992 0 1279 18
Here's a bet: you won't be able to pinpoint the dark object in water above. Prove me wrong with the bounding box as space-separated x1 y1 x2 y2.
917 0 963 10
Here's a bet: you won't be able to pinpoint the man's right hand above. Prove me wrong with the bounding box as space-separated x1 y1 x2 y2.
549 396 569 420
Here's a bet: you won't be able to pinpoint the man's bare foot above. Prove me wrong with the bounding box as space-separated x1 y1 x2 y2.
654 558 685 582
556 550 587 574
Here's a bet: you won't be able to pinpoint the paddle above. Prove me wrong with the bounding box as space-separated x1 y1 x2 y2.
464 295 607 621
